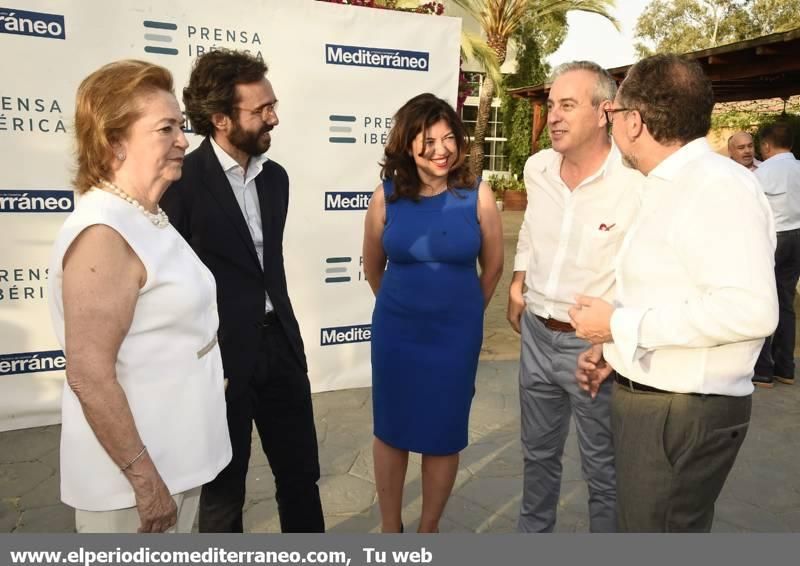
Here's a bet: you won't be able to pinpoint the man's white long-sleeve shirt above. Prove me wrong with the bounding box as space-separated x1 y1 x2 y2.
755 152 800 232
604 138 779 396
514 143 642 322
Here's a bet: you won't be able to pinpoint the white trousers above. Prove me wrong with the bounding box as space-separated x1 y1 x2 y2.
74 486 201 533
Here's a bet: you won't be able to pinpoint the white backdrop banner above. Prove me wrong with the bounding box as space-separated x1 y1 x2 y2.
0 0 461 431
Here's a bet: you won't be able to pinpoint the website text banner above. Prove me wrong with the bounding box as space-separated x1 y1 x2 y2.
0 533 789 566
0 0 461 430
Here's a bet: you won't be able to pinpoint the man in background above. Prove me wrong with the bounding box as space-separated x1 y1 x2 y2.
728 131 761 170
753 122 800 387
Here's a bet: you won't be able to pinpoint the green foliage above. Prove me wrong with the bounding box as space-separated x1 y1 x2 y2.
711 110 765 131
501 13 566 176
461 30 503 87
504 97 534 176
635 0 800 57
748 0 800 36
486 173 526 195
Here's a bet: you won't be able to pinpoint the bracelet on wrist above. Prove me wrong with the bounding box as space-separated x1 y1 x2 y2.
120 445 147 472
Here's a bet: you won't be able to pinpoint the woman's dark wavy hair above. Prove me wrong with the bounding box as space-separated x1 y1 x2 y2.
380 93 475 202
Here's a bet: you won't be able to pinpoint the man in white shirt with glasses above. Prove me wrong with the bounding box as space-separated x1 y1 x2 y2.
570 54 778 532
508 61 642 533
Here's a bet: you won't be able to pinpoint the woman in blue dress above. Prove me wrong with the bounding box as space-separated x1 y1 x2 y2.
363 93 503 533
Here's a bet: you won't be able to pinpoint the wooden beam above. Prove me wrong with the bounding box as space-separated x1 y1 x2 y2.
508 30 800 103
708 55 737 64
680 28 800 61
756 46 784 55
713 83 800 103
531 101 546 155
706 54 800 81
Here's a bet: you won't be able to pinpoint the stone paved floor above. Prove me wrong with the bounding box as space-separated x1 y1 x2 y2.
2 363 799 533
2 210 799 532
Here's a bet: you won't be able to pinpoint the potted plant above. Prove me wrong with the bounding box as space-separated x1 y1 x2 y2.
487 174 505 211
501 175 527 211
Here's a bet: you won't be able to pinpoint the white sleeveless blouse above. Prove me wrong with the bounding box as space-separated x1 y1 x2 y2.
48 189 231 511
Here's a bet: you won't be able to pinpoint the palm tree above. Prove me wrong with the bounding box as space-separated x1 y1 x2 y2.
453 0 620 175
374 1 504 95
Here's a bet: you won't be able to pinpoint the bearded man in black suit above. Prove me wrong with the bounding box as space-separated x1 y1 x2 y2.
161 49 324 533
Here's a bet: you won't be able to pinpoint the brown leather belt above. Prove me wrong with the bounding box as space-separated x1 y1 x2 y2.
535 315 574 333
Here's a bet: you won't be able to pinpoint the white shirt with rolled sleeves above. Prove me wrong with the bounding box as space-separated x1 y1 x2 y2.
755 152 800 232
604 138 779 397
514 142 642 322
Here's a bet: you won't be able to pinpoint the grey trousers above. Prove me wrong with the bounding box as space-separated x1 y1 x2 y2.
518 311 616 532
612 382 751 532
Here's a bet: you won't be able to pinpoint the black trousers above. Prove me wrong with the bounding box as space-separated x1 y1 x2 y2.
199 321 324 533
755 229 800 379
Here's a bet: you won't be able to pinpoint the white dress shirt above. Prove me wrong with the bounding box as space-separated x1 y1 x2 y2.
755 152 800 232
604 138 779 396
514 143 643 322
210 137 274 312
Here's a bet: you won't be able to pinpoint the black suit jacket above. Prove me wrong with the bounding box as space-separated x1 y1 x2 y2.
161 138 307 399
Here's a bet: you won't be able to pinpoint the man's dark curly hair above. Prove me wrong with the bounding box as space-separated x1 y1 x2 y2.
183 49 268 137
618 54 714 145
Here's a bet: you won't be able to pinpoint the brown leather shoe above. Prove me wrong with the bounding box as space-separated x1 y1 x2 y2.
775 376 794 385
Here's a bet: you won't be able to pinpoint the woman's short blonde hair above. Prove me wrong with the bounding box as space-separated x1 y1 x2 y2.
73 60 174 194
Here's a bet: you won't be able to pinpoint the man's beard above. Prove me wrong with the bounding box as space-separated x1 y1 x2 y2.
229 120 271 157
621 150 639 171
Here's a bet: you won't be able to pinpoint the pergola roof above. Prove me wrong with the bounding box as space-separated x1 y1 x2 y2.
508 27 800 104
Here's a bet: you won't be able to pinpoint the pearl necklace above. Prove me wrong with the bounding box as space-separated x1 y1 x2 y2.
101 180 169 228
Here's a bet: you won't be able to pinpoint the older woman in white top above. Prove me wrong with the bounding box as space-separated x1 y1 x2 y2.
48 60 231 533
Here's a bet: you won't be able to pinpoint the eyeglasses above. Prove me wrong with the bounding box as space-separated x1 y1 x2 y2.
235 101 278 120
604 107 645 125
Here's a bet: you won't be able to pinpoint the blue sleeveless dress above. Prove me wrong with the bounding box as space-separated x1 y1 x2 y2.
371 179 483 455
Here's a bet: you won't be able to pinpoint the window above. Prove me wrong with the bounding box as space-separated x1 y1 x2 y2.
461 103 508 173
483 140 507 172
463 72 484 95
